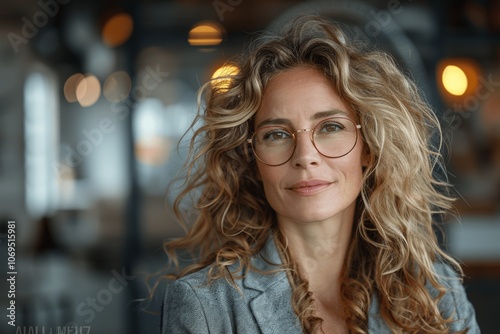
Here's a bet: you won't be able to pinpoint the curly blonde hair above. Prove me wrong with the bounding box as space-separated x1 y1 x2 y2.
164 15 465 334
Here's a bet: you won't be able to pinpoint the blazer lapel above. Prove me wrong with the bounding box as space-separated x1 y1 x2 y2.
243 236 303 334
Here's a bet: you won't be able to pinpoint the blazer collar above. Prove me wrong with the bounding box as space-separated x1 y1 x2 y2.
241 236 390 333
243 236 303 334
243 235 284 292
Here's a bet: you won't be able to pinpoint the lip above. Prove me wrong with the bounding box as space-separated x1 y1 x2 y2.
286 179 333 195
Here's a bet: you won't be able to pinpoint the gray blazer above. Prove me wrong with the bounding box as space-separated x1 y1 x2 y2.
161 237 480 333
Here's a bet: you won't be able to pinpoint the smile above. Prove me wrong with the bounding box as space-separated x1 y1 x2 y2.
286 180 333 195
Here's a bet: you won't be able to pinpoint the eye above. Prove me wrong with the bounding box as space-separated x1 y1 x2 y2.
319 120 345 133
263 129 292 141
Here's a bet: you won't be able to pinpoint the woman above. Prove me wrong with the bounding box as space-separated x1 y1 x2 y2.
161 16 480 333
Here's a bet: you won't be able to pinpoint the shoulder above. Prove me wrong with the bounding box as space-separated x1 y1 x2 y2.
161 237 292 333
170 265 212 290
161 268 210 333
163 264 245 309
161 266 243 333
166 265 245 302
432 261 481 333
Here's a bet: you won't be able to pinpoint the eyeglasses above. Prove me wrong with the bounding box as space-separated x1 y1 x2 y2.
247 117 362 166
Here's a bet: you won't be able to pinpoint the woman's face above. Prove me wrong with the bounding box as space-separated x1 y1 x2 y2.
254 66 367 226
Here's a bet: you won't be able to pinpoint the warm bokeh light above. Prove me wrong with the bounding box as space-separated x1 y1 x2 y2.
76 74 101 107
437 58 481 105
64 73 84 103
102 12 134 47
188 21 223 46
103 71 132 102
442 65 468 96
211 64 239 92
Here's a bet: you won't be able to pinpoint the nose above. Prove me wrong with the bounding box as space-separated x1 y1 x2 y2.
290 130 321 168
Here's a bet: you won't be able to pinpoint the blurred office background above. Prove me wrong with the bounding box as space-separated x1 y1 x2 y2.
0 0 499 333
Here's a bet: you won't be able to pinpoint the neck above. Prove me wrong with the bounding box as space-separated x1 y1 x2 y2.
277 213 354 300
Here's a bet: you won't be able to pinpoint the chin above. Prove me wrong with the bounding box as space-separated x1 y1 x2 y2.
284 210 339 224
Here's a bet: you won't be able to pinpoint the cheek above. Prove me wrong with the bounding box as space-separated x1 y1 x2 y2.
352 158 366 193
352 139 368 170
256 165 281 198
339 149 366 189
255 161 277 184
360 142 370 167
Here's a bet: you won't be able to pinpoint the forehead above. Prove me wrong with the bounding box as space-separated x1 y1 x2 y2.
255 66 354 124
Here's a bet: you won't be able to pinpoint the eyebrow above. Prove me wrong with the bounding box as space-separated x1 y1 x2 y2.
255 109 349 129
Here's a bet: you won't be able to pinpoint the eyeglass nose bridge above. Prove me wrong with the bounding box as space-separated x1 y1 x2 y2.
291 128 321 159
293 128 314 141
